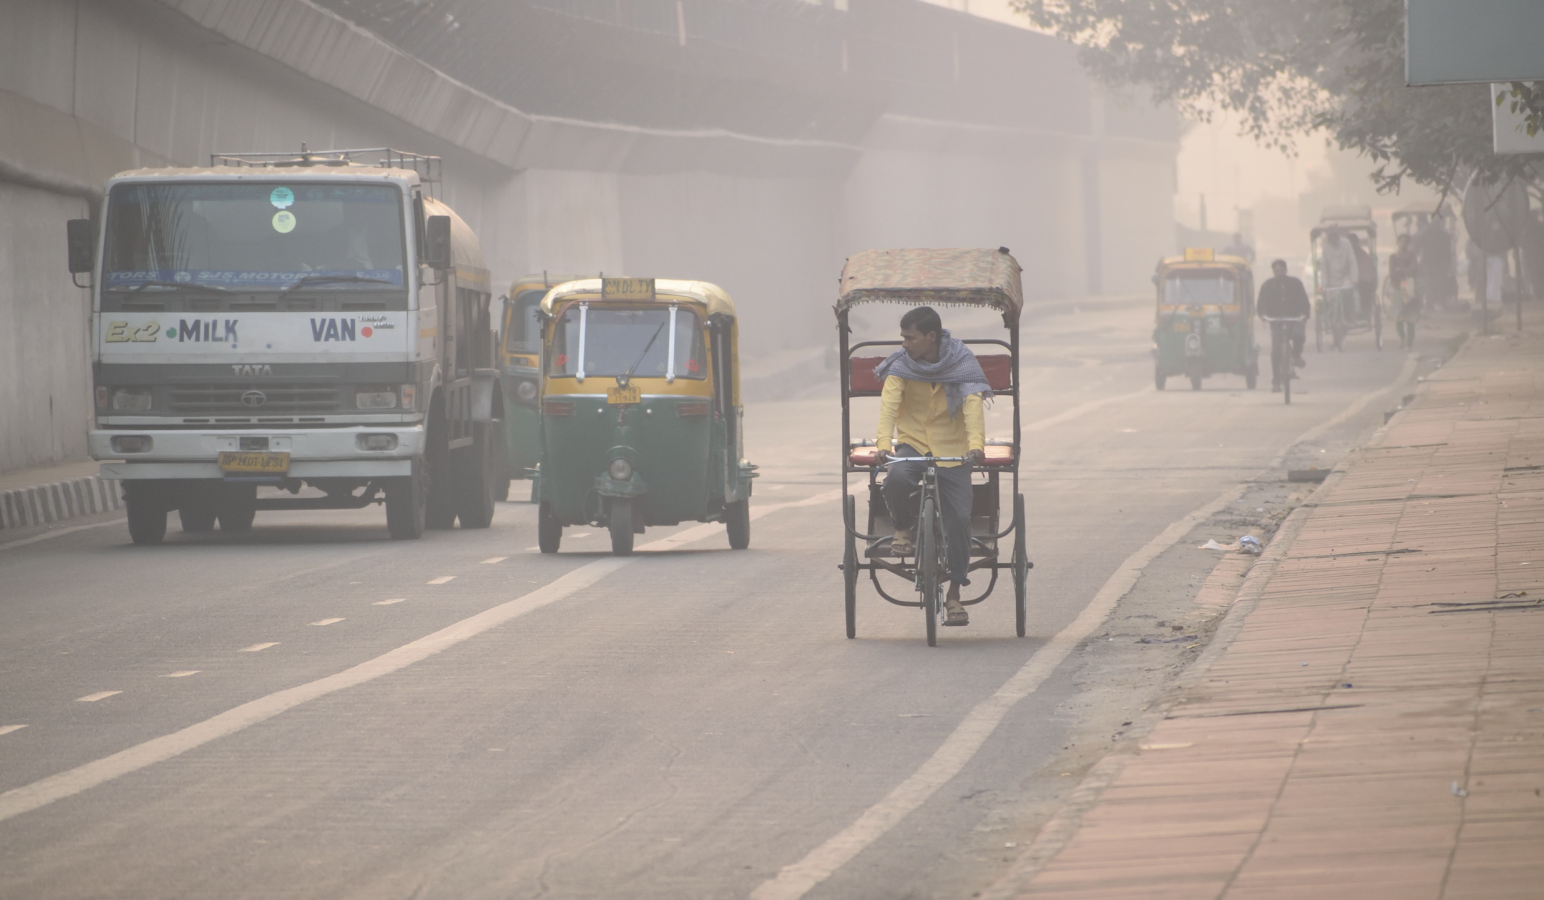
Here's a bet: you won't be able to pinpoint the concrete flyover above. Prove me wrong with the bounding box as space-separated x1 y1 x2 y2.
0 0 1181 476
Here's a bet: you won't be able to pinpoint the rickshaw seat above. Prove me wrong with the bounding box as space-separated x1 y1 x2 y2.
847 443 1016 467
848 354 1013 392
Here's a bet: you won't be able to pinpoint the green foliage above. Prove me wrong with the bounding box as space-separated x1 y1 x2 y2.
1019 0 1542 196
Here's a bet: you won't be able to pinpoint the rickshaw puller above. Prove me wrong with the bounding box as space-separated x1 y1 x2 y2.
874 307 990 627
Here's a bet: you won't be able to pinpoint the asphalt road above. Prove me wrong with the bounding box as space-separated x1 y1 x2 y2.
0 298 1433 899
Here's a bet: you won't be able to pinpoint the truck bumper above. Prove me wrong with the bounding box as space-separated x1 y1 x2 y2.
92 426 422 480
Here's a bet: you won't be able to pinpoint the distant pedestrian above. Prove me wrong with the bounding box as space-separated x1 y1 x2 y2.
1387 234 1421 349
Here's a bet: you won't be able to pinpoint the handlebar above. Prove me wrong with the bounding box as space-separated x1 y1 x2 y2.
881 456 972 465
1260 316 1307 323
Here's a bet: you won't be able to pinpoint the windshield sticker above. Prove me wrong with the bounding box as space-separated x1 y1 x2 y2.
105 269 403 289
269 186 295 209
272 210 296 233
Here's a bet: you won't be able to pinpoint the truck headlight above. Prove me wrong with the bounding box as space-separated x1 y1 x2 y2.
111 388 152 411
356 387 398 409
110 435 153 453
608 457 633 481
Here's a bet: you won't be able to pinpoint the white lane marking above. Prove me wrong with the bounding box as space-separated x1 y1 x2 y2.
570 532 592 538
426 576 455 585
373 598 405 606
0 519 122 552
162 671 199 678
239 643 278 653
0 491 843 826
749 359 1423 900
1021 386 1151 434
76 692 122 703
310 618 344 627
480 557 507 564
524 546 541 551
0 725 28 737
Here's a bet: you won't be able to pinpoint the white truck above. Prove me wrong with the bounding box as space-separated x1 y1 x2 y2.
66 148 503 544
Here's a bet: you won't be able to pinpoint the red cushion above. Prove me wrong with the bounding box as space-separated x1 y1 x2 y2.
849 354 1012 392
849 445 881 466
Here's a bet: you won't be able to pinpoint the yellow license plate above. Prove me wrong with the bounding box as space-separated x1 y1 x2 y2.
1173 321 1191 332
219 451 290 473
607 385 641 405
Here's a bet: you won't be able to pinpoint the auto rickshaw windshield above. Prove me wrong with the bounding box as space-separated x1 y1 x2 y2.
503 289 546 354
1164 271 1235 306
547 305 707 379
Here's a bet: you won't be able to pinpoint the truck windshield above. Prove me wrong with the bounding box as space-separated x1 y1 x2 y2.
1164 272 1235 306
102 182 406 291
503 290 547 355
547 306 706 380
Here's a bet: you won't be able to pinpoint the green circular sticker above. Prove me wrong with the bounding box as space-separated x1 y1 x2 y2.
272 210 296 234
269 186 294 209
166 328 177 338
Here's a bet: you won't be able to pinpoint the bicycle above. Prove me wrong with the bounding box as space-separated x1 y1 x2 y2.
881 455 969 646
1261 315 1307 405
1316 285 1356 352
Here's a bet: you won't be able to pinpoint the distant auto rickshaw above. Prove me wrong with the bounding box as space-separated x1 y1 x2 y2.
534 277 756 556
838 247 1032 646
497 273 581 501
1309 206 1382 351
1152 248 1259 391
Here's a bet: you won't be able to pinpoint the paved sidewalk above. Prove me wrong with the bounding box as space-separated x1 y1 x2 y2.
0 460 119 531
992 334 1543 899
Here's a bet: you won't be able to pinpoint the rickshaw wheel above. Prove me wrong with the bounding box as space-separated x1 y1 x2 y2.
537 501 562 553
1189 374 1203 391
726 498 750 550
1374 304 1383 350
1154 367 1167 390
843 494 858 639
919 497 940 647
609 499 635 556
1013 493 1028 638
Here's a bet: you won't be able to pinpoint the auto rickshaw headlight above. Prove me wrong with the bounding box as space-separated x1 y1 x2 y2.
608 457 633 481
516 380 538 402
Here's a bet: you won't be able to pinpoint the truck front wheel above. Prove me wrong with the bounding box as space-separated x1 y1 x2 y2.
125 483 168 546
386 459 428 539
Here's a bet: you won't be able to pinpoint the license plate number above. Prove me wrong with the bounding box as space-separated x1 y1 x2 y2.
219 450 290 473
607 385 641 405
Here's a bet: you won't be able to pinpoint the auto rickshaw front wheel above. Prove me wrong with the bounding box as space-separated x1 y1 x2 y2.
726 498 750 550
609 498 635 556
1154 366 1167 390
538 501 562 553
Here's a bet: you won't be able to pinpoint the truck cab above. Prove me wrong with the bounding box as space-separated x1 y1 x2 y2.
68 147 502 543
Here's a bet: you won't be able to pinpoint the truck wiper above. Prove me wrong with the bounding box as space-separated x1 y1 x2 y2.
280 274 399 297
120 280 233 293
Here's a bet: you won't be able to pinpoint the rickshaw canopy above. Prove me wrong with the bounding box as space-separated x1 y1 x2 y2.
539 278 737 320
837 248 1023 326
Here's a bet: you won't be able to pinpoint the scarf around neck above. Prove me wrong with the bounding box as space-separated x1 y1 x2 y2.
873 329 993 419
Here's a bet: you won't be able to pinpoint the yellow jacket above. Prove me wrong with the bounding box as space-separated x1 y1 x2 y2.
876 376 985 467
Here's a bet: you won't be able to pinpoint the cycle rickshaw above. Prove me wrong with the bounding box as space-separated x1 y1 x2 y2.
836 247 1032 646
1308 207 1382 352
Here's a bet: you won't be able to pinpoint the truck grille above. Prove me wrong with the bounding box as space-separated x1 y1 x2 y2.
167 384 343 416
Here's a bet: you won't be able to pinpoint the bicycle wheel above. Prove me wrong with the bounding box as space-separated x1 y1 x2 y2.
1374 303 1383 350
1013 493 1028 638
919 495 940 647
843 494 858 640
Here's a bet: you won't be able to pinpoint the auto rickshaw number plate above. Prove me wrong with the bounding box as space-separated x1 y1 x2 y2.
218 450 290 474
1173 322 1190 331
607 385 641 405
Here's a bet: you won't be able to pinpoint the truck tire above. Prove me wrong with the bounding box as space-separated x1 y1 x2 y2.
386 458 428 539
454 421 497 529
125 483 167 546
216 484 256 532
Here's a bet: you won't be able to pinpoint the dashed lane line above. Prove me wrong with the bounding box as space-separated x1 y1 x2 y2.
238 643 278 653
373 599 405 606
162 671 199 678
480 557 507 564
426 576 455 585
75 692 121 703
310 618 344 627
0 726 29 737
0 489 841 826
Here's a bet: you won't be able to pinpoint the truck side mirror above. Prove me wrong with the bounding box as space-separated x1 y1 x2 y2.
67 219 94 275
424 215 451 270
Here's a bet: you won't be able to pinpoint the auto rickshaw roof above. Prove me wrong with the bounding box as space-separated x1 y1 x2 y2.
836 248 1023 325
1157 253 1251 274
510 274 585 297
539 278 737 319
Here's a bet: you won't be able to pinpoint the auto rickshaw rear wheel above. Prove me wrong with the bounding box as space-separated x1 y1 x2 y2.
215 484 256 532
1190 374 1203 391
179 487 217 532
726 498 750 550
537 501 562 553
609 498 635 556
1154 366 1167 390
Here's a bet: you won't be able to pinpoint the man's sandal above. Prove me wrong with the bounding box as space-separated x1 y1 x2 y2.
891 532 914 556
943 602 969 626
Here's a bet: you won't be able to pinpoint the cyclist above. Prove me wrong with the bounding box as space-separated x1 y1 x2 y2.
874 306 990 627
1257 259 1311 392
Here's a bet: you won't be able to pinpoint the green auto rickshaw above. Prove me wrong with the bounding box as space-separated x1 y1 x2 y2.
1153 248 1259 390
497 274 581 501
535 277 756 555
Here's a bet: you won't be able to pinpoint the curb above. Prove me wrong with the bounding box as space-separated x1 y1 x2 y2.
0 476 122 531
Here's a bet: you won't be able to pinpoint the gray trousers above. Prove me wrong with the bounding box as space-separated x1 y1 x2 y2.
884 444 974 586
